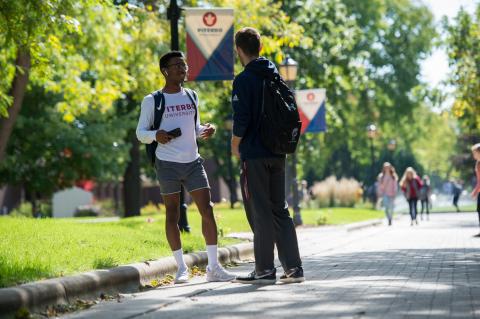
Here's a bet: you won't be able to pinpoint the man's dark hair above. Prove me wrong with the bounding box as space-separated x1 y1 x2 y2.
235 27 261 57
159 51 185 70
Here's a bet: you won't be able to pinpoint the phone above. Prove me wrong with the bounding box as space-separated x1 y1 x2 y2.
167 128 182 138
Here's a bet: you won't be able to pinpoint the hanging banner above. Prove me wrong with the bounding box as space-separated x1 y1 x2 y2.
295 89 327 134
185 8 234 81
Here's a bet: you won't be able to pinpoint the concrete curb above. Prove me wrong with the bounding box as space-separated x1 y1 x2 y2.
344 218 384 232
0 242 253 318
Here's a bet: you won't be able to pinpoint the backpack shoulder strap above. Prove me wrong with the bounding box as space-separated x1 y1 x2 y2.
151 90 165 130
184 88 197 106
184 88 198 124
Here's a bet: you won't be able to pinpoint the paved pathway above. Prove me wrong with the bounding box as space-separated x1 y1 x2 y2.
65 213 480 319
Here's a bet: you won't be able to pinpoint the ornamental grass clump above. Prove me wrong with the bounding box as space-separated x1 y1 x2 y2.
311 176 361 208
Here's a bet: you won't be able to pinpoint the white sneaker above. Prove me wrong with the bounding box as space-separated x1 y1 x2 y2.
175 267 189 284
206 264 236 282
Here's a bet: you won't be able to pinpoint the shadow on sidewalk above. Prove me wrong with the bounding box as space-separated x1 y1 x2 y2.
135 248 480 319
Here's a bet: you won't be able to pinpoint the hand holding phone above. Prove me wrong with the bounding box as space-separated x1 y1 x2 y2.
167 128 182 138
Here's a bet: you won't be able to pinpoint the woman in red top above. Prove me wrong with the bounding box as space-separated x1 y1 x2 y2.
400 167 423 226
471 144 480 233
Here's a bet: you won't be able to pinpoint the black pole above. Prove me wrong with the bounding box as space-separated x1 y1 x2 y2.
167 0 181 50
370 137 375 184
286 80 302 226
178 186 190 232
369 137 376 206
168 0 190 232
291 153 303 226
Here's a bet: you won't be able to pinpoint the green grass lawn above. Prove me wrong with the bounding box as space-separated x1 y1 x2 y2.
300 208 383 225
0 205 382 288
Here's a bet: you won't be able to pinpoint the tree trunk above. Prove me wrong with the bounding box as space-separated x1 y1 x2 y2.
31 191 38 218
0 49 31 162
123 130 141 217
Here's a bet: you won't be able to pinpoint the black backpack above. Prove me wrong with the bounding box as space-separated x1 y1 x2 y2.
257 73 302 154
145 88 198 165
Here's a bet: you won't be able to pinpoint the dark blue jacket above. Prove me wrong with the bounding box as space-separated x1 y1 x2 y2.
232 57 285 161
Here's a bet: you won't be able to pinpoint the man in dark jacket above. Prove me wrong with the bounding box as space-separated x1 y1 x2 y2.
231 27 304 284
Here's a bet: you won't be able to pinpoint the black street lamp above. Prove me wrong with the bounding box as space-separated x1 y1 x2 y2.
224 116 237 209
367 124 378 184
279 56 302 226
167 0 181 50
168 0 190 232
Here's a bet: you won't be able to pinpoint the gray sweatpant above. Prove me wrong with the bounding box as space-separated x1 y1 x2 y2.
240 157 302 273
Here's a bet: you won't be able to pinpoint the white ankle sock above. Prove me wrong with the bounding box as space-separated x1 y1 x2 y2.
173 248 187 270
206 245 219 269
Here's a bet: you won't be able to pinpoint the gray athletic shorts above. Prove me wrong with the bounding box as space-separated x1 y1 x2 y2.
155 157 210 195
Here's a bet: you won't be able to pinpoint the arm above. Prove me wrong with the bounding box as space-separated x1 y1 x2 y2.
231 135 241 159
136 95 172 145
136 95 157 144
377 176 384 196
231 78 250 158
472 162 480 197
193 93 205 137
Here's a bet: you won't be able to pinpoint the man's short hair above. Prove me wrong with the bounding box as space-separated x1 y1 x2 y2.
235 27 261 57
159 51 185 70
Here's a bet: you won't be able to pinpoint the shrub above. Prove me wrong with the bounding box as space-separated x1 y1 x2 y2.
94 199 117 217
10 202 33 218
74 205 101 217
311 176 362 208
9 201 52 218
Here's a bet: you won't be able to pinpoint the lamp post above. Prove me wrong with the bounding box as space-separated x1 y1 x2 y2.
387 138 396 165
279 56 302 226
224 116 237 209
167 0 190 232
167 0 181 50
367 124 378 184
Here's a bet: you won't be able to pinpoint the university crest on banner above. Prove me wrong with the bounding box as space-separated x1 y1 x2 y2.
295 89 327 134
186 8 234 81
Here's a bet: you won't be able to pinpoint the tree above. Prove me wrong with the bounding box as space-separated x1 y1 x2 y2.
280 0 436 184
0 2 143 215
0 0 89 161
445 5 480 131
0 85 130 213
444 5 480 184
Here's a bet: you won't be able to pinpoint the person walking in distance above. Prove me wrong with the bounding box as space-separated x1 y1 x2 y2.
231 27 304 284
400 167 423 226
136 51 236 284
419 175 431 220
471 143 480 235
377 162 398 226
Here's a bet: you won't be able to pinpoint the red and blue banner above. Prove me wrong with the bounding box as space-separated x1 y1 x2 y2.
186 8 234 81
295 89 327 134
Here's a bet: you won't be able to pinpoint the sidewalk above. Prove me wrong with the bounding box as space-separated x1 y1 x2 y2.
64 212 480 319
